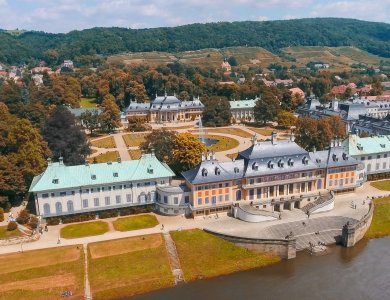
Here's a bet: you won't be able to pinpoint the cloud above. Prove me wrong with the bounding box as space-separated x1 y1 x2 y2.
0 0 388 33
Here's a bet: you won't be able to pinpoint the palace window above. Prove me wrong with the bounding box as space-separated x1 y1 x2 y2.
105 196 110 206
116 195 121 204
185 196 190 203
198 198 202 205
82 199 89 208
42 193 49 199
174 197 179 205
205 197 210 204
126 194 132 203
94 198 100 206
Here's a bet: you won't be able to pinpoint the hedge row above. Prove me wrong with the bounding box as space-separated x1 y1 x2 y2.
45 205 154 225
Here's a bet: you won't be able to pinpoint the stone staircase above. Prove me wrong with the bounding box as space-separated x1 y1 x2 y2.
261 216 358 251
301 193 334 214
163 233 185 284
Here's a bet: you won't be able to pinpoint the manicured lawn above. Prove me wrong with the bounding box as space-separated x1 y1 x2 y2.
365 197 390 239
171 229 280 281
80 97 97 108
88 151 119 163
205 128 253 138
60 221 109 239
0 245 84 299
113 215 159 232
129 149 142 160
370 180 390 191
88 234 174 299
247 127 274 136
205 134 239 152
91 136 116 148
122 133 146 147
0 226 23 239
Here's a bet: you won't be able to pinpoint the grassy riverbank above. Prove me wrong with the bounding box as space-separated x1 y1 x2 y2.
171 229 280 281
88 234 174 299
0 245 84 299
366 197 390 239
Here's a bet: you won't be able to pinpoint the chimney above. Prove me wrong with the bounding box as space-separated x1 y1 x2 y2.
59 156 64 165
290 132 295 142
212 151 216 160
251 134 257 145
85 160 89 166
271 132 277 145
201 152 205 162
47 158 52 166
117 157 121 163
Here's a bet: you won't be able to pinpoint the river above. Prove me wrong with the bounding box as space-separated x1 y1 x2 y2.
131 237 390 300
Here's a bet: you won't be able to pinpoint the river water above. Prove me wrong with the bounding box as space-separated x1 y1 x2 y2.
131 237 390 300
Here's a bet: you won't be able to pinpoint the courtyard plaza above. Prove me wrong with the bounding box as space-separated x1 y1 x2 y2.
0 181 387 255
88 123 280 163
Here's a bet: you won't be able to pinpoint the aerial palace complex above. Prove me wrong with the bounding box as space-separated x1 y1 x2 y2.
29 131 388 222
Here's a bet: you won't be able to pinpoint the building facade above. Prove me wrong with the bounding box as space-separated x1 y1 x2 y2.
125 94 204 123
229 99 257 123
29 154 175 219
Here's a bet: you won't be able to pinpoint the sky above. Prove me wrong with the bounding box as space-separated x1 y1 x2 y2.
0 0 389 33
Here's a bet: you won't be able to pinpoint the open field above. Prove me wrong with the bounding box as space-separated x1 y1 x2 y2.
108 47 282 69
61 221 109 239
282 46 385 69
91 136 116 148
0 245 84 299
365 197 390 239
129 149 142 160
0 226 23 239
88 234 174 299
171 229 280 281
370 180 390 191
80 97 97 108
112 215 159 232
88 151 120 163
123 133 147 147
205 128 253 138
108 46 389 71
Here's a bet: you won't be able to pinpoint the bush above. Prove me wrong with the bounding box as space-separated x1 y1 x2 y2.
46 218 60 226
0 208 4 222
16 209 30 225
7 221 18 231
28 216 39 229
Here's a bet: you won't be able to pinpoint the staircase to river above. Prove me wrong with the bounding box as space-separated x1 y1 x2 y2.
163 232 185 285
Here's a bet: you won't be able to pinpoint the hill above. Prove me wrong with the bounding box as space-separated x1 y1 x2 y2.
0 18 389 65
108 46 387 71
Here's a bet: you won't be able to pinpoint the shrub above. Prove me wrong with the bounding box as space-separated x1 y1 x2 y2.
46 218 60 226
16 209 30 225
0 208 4 222
7 221 18 231
28 216 39 229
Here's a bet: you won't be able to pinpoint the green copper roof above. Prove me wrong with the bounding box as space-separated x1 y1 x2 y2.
343 135 390 156
229 99 257 109
68 107 102 118
29 154 174 192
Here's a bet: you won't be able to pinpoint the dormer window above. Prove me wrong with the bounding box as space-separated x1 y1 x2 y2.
202 168 208 177
288 158 294 166
267 160 274 169
381 144 386 148
113 172 118 177
234 167 239 173
147 166 154 174
215 167 221 175
278 159 284 168
252 162 259 171
52 179 59 184
332 154 338 162
91 175 96 180
302 156 309 165
342 153 348 160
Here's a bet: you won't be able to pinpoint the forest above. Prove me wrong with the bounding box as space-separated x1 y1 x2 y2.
0 18 389 65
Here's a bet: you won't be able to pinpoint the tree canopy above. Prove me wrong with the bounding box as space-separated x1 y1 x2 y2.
42 106 91 165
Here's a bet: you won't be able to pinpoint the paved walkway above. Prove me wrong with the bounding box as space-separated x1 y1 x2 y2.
83 244 92 300
112 133 131 161
163 232 185 284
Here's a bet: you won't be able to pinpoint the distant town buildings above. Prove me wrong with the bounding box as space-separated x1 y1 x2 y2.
262 78 294 87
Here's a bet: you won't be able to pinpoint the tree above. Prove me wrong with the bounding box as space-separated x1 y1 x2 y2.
99 94 121 133
127 116 151 132
51 76 81 107
171 133 206 173
80 110 100 135
254 93 280 125
42 106 91 165
312 78 331 98
140 129 177 163
277 111 296 128
228 56 238 66
202 96 232 127
294 116 346 151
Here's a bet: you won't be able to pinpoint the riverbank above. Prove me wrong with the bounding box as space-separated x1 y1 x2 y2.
171 229 280 281
365 196 390 239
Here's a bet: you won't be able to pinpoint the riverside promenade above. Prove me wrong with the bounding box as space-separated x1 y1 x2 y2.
0 182 387 255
